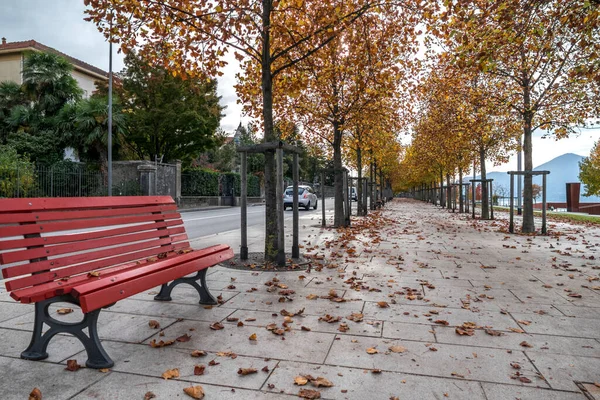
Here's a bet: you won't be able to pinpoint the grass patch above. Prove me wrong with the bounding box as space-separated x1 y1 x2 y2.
493 206 600 224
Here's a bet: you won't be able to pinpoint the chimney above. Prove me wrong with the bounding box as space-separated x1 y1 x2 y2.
1 38 6 45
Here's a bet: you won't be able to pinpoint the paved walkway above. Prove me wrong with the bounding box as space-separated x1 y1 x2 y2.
1 199 599 399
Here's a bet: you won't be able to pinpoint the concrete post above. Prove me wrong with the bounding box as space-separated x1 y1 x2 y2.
509 173 515 233
292 153 299 259
321 171 326 227
138 163 157 196
276 147 285 267
240 152 248 260
542 173 547 234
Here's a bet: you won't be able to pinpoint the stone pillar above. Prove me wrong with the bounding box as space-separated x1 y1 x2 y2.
138 163 157 196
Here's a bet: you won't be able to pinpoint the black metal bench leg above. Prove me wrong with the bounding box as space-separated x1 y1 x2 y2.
154 268 217 305
21 296 114 369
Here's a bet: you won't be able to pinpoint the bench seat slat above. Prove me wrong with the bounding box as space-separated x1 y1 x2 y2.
0 204 177 224
3 235 189 281
0 212 182 238
1 226 186 264
77 245 234 312
0 196 175 213
0 220 181 251
5 241 191 293
8 243 196 302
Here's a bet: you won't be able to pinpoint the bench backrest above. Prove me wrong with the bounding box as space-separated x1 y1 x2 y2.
0 196 189 293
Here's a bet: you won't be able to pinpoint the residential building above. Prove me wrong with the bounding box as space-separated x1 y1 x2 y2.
0 37 108 98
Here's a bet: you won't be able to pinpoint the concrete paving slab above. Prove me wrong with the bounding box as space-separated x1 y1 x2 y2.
553 305 600 319
481 382 586 400
70 341 279 390
381 321 436 342
0 355 107 400
105 298 235 322
527 351 600 391
325 335 548 387
264 360 487 399
0 302 33 323
0 327 84 362
145 319 336 364
73 371 293 400
222 309 383 338
434 326 600 357
511 313 600 339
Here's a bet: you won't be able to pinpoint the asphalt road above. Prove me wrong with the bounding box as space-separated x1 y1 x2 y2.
181 200 334 240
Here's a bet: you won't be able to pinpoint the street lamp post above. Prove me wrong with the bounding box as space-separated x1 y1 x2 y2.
107 18 113 196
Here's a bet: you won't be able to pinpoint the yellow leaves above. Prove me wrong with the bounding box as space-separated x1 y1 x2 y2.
295 376 309 386
249 333 257 341
215 5 223 13
366 347 379 354
162 368 179 380
183 385 205 399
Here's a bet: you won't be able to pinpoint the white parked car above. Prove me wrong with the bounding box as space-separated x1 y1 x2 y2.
283 185 318 210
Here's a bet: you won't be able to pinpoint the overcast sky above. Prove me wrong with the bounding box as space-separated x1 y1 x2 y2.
2 0 598 170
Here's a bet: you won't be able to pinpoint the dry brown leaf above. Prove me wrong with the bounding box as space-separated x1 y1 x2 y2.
176 333 192 342
56 308 73 315
210 322 224 330
183 385 205 399
149 339 175 348
65 359 82 371
377 301 389 308
298 389 321 399
312 377 333 387
517 320 531 326
434 320 449 326
509 328 525 334
306 294 318 300
249 333 257 341
519 341 533 348
99 368 110 373
366 347 379 354
88 271 100 277
161 368 179 380
191 350 206 357
28 388 42 400
389 345 406 353
519 377 532 383
238 368 258 376
144 392 156 400
193 365 205 376
455 327 475 336
301 326 311 331
484 329 504 337
294 376 309 386
148 320 160 329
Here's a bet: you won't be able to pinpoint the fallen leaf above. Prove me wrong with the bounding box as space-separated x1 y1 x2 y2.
371 369 382 374
237 321 244 327
88 271 100 277
519 377 532 383
176 333 192 342
366 347 379 354
208 359 219 366
56 308 73 315
144 392 156 400
377 301 389 308
301 326 311 331
298 389 321 399
193 365 205 375
210 322 224 330
451 372 465 378
484 329 504 337
162 368 179 380
455 327 474 336
191 350 206 357
519 341 533 348
517 320 531 326
28 388 42 400
434 319 449 326
99 368 110 373
238 368 258 376
312 377 333 387
509 328 525 334
65 359 81 371
294 376 309 386
249 333 257 341
149 339 175 348
148 320 160 329
567 293 582 298
389 345 407 353
183 385 205 399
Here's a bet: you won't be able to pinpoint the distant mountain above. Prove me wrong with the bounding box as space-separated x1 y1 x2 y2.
474 153 600 203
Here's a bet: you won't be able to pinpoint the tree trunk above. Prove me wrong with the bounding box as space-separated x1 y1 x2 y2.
522 115 534 232
357 146 363 216
480 145 489 219
333 120 344 227
261 1 278 261
440 169 445 207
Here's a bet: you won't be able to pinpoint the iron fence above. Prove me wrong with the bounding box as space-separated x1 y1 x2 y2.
0 163 141 198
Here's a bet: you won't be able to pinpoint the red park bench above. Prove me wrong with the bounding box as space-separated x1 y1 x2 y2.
0 196 234 369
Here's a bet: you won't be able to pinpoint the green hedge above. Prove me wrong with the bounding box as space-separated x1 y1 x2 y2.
182 168 260 197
